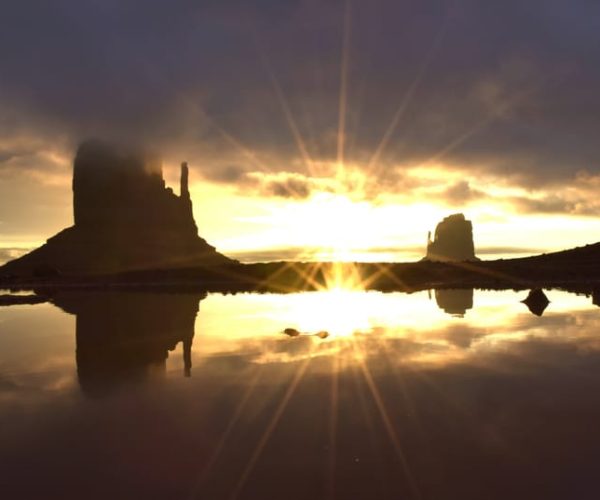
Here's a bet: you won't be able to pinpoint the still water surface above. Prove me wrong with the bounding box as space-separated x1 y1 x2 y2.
1 289 600 499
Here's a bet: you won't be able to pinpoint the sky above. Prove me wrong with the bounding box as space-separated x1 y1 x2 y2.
2 0 600 263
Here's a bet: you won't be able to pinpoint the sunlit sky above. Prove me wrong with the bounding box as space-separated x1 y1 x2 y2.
2 0 600 263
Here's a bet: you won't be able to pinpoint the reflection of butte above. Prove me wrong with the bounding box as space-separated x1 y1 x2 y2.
51 291 205 397
435 288 474 317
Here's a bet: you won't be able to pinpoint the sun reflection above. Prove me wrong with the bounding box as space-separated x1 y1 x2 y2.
190 289 600 377
294 288 370 337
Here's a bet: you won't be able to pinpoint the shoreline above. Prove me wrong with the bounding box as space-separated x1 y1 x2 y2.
2 255 600 298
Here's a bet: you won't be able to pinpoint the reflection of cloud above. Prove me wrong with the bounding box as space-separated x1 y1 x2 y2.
0 356 76 404
196 304 600 374
0 247 32 265
7 298 600 498
442 324 482 348
7 290 600 500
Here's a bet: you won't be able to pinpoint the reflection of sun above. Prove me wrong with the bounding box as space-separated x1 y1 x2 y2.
287 289 373 338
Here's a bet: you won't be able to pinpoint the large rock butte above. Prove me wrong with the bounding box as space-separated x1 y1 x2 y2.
1 140 233 276
426 213 477 262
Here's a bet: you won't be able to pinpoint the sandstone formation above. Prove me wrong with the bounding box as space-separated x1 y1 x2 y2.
0 140 233 276
426 213 477 261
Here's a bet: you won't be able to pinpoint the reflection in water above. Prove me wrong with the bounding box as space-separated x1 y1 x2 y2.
52 291 204 396
283 327 329 339
434 288 473 317
3 289 600 499
521 288 550 317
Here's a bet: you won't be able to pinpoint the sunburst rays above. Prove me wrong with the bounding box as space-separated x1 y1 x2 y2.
184 4 544 496
187 366 264 499
350 335 422 498
337 1 352 169
327 349 340 499
228 355 312 500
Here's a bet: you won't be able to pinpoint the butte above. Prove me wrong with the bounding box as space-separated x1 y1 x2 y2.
0 139 234 277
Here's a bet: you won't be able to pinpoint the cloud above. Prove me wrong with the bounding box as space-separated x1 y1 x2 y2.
476 246 544 256
261 173 313 199
205 169 332 200
201 164 250 184
227 246 315 263
508 182 600 216
1 0 600 215
440 180 487 205
227 244 545 263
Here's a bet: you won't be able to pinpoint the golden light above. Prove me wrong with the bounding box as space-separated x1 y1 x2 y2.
304 194 373 261
285 289 373 337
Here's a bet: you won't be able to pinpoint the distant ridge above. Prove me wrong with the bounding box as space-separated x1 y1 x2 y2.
512 241 600 264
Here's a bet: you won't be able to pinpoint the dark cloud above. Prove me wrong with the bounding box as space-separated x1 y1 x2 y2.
509 193 600 216
441 180 487 204
263 175 312 199
200 164 251 184
1 0 600 202
200 164 318 199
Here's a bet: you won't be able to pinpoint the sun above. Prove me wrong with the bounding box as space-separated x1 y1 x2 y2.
295 191 374 260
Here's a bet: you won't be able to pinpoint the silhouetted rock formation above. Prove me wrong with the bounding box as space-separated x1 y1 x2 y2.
426 213 477 261
52 291 204 396
0 140 233 276
282 327 329 339
522 288 550 316
435 288 473 317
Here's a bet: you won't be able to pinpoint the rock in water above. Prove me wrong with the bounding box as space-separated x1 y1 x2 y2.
426 213 477 261
0 140 233 276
